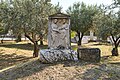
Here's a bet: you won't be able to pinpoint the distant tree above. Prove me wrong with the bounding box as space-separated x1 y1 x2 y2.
67 2 99 46
0 1 10 43
0 0 60 57
94 5 120 56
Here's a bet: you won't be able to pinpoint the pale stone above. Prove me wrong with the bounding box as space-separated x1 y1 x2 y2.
39 13 78 63
48 18 70 49
40 49 78 63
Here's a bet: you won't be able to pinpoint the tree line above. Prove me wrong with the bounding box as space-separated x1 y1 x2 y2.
0 0 119 57
0 0 61 57
67 0 120 56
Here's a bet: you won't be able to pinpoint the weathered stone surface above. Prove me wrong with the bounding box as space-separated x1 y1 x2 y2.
39 13 78 63
77 48 101 62
40 49 78 63
48 13 71 49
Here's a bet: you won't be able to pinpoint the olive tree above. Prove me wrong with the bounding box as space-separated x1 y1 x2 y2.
67 2 99 46
0 0 59 57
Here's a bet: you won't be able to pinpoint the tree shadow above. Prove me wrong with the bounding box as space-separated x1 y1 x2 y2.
0 59 58 80
70 63 120 80
0 43 33 50
101 55 120 64
60 60 97 67
89 42 111 46
0 43 48 51
110 62 120 65
0 52 33 70
0 59 120 80
0 59 96 80
101 56 110 60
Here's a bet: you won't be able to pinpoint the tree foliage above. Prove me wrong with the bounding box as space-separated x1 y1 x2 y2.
67 2 99 45
94 4 120 56
0 0 60 57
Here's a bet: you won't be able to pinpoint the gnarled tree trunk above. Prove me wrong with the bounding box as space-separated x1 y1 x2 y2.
25 33 39 57
33 41 39 57
40 40 43 45
39 34 44 45
77 31 84 46
111 34 119 56
112 47 118 56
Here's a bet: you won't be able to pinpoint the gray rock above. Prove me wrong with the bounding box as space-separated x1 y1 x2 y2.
40 49 78 63
77 48 101 62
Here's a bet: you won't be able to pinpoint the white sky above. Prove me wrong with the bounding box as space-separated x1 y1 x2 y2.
51 0 114 12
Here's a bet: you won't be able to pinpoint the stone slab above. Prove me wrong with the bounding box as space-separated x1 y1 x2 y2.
40 49 78 63
77 48 101 62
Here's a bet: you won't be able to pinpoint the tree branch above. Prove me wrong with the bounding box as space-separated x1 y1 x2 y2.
116 36 120 43
116 36 120 47
25 33 34 43
111 33 116 44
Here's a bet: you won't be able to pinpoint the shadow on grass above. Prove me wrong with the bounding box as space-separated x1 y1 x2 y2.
0 59 120 80
0 43 48 51
89 42 111 46
101 56 110 60
0 59 95 80
0 59 57 80
0 52 33 70
110 62 120 65
70 63 120 80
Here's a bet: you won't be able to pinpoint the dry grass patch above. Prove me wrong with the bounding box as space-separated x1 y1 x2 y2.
0 42 120 80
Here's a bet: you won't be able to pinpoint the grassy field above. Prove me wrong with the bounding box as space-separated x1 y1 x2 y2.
0 42 120 80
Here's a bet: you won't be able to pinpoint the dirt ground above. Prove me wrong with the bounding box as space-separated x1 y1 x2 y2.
0 42 120 80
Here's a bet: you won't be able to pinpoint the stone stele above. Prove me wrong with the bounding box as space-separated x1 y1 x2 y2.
40 13 78 63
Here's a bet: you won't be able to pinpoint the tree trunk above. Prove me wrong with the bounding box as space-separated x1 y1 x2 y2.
16 34 21 42
112 47 118 56
77 31 84 46
33 41 39 57
112 42 119 56
1 39 3 44
25 33 39 57
111 34 119 56
40 40 43 45
39 34 44 45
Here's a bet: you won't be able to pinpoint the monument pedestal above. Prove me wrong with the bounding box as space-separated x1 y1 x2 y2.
39 13 78 63
40 49 78 63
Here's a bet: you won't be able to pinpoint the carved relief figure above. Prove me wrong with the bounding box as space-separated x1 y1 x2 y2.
51 19 59 48
58 19 69 48
50 18 69 49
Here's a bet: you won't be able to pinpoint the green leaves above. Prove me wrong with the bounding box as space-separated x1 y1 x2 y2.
67 2 98 33
0 0 60 42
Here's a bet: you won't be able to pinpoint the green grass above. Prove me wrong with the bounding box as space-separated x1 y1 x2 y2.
0 42 48 70
71 31 76 38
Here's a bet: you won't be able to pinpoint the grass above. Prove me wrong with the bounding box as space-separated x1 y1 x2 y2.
85 42 120 63
0 41 120 80
0 41 49 70
72 42 120 64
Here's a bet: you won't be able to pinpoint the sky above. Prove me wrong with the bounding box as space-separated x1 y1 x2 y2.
51 0 114 12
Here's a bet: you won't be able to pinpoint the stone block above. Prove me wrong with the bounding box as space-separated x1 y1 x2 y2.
77 48 101 62
40 49 78 63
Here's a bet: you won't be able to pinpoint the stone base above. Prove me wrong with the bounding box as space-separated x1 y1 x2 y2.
77 48 101 62
39 49 78 63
